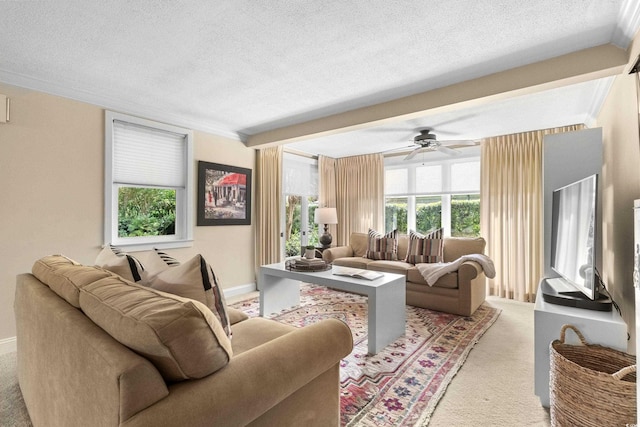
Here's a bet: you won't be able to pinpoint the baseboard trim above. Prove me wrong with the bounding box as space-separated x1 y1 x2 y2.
0 337 17 355
223 282 257 298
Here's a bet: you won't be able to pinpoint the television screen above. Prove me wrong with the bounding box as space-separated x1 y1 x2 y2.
550 174 598 300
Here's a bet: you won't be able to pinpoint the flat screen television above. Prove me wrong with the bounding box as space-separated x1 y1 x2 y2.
549 174 598 300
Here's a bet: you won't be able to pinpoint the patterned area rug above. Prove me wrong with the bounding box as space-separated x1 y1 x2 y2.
231 284 501 427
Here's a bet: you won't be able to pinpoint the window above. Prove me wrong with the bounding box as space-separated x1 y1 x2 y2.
105 111 193 250
282 153 319 257
384 154 480 237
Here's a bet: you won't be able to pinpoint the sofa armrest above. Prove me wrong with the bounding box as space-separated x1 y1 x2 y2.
456 261 487 316
123 318 353 427
322 246 354 263
458 260 482 282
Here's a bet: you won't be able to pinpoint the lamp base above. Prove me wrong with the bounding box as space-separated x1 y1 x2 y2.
319 225 332 248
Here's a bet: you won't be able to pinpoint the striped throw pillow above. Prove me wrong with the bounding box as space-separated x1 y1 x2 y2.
365 228 399 260
405 228 444 264
95 244 146 282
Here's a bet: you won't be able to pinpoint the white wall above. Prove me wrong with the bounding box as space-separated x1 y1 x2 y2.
0 82 256 343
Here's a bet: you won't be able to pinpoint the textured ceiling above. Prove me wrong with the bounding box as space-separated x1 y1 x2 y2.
0 1 638 158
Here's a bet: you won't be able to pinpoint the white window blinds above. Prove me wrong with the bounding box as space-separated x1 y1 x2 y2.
113 120 186 188
283 152 318 196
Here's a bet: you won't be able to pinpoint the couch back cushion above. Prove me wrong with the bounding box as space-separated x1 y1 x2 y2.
32 255 114 308
349 232 369 257
350 234 486 264
79 276 232 382
443 237 486 262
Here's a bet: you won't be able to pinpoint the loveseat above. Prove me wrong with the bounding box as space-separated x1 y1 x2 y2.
15 255 353 427
322 232 487 316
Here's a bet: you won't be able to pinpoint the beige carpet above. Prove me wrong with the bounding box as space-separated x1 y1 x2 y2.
429 296 550 426
1 295 549 426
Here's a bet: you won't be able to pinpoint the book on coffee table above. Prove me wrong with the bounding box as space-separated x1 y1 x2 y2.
332 266 383 281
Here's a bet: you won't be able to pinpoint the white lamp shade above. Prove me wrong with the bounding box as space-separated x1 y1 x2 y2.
314 207 338 224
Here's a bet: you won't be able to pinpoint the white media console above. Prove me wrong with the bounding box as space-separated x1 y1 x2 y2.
534 279 627 407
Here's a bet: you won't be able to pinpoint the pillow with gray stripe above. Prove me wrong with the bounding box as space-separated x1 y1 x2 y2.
405 228 444 264
365 228 399 260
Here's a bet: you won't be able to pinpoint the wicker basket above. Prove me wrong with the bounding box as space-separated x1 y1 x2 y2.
550 324 636 427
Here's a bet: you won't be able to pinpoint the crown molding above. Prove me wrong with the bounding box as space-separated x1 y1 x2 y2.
584 76 615 127
612 0 640 48
0 69 242 141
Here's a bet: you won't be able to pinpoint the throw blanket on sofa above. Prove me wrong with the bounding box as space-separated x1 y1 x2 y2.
416 254 496 286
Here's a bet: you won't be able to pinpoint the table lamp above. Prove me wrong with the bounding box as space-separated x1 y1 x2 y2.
314 207 338 248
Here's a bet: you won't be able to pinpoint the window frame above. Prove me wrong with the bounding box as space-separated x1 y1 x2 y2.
104 111 194 251
384 152 480 236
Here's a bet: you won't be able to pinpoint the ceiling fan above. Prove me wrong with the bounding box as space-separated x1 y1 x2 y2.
386 129 479 160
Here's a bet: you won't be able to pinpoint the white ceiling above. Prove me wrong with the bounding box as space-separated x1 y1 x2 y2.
1 1 639 158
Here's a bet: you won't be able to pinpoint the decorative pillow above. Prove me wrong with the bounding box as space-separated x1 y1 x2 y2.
365 228 399 260
94 245 145 282
79 276 232 382
143 252 232 338
142 248 180 277
405 228 444 264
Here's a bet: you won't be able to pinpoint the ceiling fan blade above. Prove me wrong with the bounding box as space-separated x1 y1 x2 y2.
436 145 461 156
381 144 415 154
404 146 424 161
438 139 480 146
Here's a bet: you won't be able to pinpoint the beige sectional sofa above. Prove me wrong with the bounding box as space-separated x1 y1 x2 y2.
322 232 487 316
15 256 353 427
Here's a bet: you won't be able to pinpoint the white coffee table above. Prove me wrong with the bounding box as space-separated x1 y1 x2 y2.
258 262 406 354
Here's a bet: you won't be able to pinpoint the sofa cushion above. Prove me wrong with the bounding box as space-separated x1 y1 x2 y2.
230 317 296 356
79 276 232 383
227 307 250 325
95 245 146 282
407 267 459 289
365 228 399 260
442 237 486 262
32 255 114 308
332 256 376 269
367 260 413 277
142 253 232 338
405 229 444 264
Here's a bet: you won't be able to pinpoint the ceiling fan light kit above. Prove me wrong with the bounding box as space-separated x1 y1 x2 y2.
398 129 478 160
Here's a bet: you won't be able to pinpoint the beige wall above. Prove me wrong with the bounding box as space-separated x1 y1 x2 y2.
0 83 256 341
596 33 640 353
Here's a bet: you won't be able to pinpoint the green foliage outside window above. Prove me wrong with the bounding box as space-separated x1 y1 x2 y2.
284 199 320 257
385 202 408 234
118 187 176 237
451 197 481 237
416 202 442 233
385 197 480 237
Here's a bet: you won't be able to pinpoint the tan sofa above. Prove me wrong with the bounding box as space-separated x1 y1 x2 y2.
323 232 487 316
15 257 353 427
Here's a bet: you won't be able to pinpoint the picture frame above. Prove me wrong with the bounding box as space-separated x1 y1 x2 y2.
197 161 252 226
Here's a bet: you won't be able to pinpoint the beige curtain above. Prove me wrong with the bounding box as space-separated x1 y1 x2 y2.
480 125 584 302
256 145 283 268
318 155 338 242
334 153 384 245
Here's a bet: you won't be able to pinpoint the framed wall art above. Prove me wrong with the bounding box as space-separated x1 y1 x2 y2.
197 161 252 226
